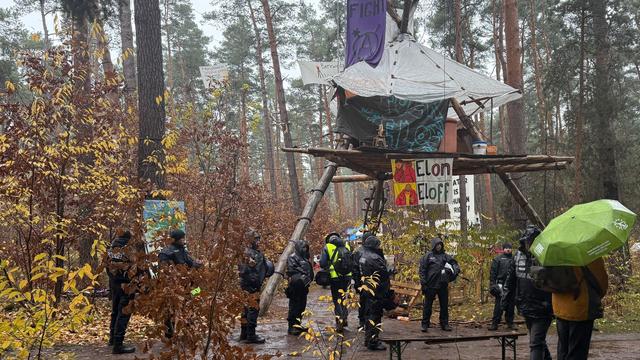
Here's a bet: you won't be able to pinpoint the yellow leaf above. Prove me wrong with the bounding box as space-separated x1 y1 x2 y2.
31 33 41 42
4 80 15 94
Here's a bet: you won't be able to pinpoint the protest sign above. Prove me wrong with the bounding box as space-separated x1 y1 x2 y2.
391 158 453 206
199 64 228 87
143 200 186 254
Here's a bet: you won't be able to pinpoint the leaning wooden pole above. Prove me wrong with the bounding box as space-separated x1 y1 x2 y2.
259 155 341 315
498 172 545 229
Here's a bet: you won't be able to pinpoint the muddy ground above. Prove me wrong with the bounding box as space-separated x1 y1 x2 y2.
45 287 640 359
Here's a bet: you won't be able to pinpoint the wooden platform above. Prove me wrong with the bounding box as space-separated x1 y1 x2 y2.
282 146 573 179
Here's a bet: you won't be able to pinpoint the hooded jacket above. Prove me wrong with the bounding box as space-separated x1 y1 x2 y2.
358 236 390 298
287 240 314 288
419 238 460 290
107 235 132 285
239 240 269 293
319 234 352 278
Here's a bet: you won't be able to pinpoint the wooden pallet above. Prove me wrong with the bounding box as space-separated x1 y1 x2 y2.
389 280 422 316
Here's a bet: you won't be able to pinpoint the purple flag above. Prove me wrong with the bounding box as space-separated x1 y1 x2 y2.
345 0 387 68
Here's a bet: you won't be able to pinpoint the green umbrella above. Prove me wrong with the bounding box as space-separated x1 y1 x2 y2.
531 199 636 266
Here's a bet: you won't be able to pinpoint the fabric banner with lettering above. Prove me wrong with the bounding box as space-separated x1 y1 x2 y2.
336 95 449 152
391 158 454 206
298 61 340 85
345 0 386 68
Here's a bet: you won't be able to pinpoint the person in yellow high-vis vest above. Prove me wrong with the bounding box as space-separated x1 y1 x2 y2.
319 232 353 332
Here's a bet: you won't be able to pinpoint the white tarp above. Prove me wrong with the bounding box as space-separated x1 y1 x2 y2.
298 61 340 85
331 34 521 117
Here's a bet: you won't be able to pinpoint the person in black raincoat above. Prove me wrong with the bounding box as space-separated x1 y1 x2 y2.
158 229 202 339
419 236 460 332
502 226 553 360
352 231 373 329
106 230 136 354
358 235 390 351
489 242 516 330
238 229 273 344
286 239 314 335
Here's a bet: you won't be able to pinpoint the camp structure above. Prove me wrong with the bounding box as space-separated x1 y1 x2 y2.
259 1 573 315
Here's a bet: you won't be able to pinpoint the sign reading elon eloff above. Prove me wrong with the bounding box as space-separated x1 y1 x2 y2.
392 158 454 206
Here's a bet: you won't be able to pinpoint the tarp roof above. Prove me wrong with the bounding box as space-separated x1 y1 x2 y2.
331 33 521 118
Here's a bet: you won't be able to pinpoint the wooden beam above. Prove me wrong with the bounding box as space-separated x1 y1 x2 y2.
451 97 484 142
498 172 545 229
332 174 388 183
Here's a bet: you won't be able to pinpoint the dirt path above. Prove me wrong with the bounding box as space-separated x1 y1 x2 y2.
44 286 640 359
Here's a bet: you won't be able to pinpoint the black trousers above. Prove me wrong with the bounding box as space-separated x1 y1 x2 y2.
329 277 350 323
358 291 366 327
557 318 594 360
422 286 448 327
287 283 309 327
491 292 515 326
363 293 383 347
109 282 133 344
525 317 553 360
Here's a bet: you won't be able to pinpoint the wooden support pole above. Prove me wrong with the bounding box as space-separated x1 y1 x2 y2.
259 156 340 315
451 98 484 143
498 172 545 229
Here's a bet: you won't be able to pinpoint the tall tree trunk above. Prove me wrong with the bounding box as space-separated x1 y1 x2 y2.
164 0 174 91
574 5 586 203
454 0 468 241
240 84 250 182
504 0 525 155
322 86 346 214
316 87 324 181
592 0 618 200
119 0 137 108
135 0 167 189
259 0 302 214
39 0 50 49
504 0 526 225
528 0 547 151
247 0 277 198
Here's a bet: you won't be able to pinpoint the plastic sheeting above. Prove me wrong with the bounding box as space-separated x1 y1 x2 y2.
331 33 521 117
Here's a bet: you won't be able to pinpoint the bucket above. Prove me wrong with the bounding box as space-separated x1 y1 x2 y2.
472 141 487 155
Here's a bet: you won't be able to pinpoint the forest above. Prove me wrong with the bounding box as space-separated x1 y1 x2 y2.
0 0 639 359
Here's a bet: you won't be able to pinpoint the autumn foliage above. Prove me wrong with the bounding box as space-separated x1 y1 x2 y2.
0 43 341 359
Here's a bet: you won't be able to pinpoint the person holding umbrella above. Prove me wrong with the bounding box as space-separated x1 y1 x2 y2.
530 199 636 360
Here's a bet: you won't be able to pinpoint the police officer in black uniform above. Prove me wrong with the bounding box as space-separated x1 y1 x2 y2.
419 236 460 332
238 229 273 344
489 242 516 330
286 239 313 335
358 235 390 351
107 230 136 354
158 229 201 338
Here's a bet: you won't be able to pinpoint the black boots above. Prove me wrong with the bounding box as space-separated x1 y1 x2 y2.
244 326 265 344
367 341 386 351
288 324 308 336
112 339 135 354
239 325 247 342
421 323 430 332
488 324 498 331
441 324 452 331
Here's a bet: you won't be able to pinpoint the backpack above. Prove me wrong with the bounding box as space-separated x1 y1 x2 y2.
331 243 354 276
529 265 580 294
